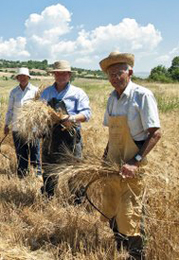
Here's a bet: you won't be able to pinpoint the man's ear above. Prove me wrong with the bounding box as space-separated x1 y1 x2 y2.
128 69 133 77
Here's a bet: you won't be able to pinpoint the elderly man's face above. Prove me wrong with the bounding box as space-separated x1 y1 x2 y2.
107 63 132 95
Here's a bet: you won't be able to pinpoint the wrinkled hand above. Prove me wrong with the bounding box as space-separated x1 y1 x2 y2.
121 159 138 178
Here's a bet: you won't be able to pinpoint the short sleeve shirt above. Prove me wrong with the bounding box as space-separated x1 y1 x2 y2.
103 81 160 141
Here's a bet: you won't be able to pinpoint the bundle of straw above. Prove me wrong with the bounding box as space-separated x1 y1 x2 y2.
0 144 16 175
53 156 120 204
16 100 65 142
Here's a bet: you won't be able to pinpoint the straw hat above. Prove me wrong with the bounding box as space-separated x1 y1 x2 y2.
50 60 71 72
99 51 135 73
16 67 31 78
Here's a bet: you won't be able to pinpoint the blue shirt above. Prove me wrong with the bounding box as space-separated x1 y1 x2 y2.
41 82 91 121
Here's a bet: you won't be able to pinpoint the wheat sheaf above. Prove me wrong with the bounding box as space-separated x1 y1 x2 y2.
16 100 65 142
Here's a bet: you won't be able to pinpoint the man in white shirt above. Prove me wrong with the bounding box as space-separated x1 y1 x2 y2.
4 68 41 178
99 52 161 259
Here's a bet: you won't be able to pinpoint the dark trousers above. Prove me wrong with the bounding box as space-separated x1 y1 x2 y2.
41 125 82 198
13 131 41 178
109 217 145 260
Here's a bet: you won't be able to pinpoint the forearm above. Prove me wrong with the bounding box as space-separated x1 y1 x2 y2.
72 113 86 123
135 128 161 159
78 109 91 122
122 128 161 177
5 94 14 126
5 111 12 126
62 113 87 128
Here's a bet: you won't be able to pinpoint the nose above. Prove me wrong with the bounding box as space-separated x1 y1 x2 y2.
109 73 121 81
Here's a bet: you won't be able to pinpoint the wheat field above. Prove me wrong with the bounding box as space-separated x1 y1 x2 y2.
0 78 179 260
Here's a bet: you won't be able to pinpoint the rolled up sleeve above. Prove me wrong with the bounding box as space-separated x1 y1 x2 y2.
5 90 14 126
76 90 91 121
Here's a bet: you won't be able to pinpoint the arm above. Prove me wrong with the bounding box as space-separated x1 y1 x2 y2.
122 90 161 178
4 90 14 135
134 127 161 159
121 127 161 178
61 113 86 128
63 89 91 128
75 89 91 122
71 113 86 123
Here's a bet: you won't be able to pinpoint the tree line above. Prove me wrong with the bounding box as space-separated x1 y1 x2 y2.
1 56 179 82
148 56 179 83
0 59 48 70
0 59 105 79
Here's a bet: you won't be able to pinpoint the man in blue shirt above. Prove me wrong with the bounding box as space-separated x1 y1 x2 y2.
40 60 91 198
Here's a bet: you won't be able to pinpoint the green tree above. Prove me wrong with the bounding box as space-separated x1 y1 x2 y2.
148 65 171 82
169 67 179 81
41 59 48 70
168 56 179 81
170 56 179 68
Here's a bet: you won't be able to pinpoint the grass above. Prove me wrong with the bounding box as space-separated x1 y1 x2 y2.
1 78 179 113
156 95 179 112
0 78 179 259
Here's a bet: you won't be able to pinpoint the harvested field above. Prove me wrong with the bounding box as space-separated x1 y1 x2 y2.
0 78 179 259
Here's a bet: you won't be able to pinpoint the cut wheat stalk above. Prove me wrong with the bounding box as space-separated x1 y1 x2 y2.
15 100 66 143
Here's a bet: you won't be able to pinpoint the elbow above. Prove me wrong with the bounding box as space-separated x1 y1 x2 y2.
84 110 92 122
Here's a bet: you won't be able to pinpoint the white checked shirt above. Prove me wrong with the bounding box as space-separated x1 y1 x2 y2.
103 81 160 141
5 83 38 131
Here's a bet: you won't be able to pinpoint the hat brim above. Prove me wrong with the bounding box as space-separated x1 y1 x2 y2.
48 69 73 73
16 74 31 79
99 53 134 73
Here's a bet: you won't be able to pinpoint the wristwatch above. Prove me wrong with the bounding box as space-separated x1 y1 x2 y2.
134 154 143 162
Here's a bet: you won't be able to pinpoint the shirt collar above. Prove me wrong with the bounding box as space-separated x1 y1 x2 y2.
53 82 70 93
113 80 133 99
18 82 31 90
122 80 133 97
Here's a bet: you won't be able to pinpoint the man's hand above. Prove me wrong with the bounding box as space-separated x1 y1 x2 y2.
60 115 74 129
121 158 139 178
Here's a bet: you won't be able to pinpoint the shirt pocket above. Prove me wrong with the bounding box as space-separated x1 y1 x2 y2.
127 103 140 122
127 104 144 137
14 93 22 108
65 99 76 113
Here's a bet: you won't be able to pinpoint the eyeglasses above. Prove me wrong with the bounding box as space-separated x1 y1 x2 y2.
107 70 129 79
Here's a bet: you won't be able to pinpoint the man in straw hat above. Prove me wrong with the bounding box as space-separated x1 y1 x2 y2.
40 60 91 198
4 67 42 178
99 51 161 259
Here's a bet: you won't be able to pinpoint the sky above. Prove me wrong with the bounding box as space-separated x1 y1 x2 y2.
0 0 179 74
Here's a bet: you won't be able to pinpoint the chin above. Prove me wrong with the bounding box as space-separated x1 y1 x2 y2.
114 85 123 90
